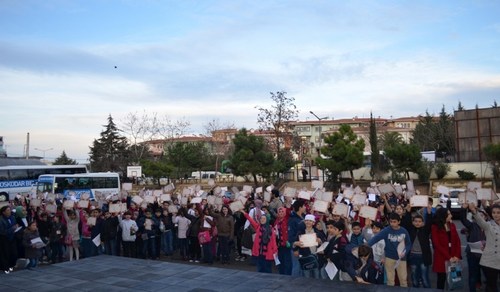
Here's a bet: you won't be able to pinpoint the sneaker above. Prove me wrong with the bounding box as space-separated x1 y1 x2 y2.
195 260 200 263
4 270 10 274
9 267 14 272
189 259 194 263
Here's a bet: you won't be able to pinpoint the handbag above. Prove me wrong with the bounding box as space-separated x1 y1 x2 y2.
242 225 255 249
198 231 211 244
64 234 73 246
446 260 464 290
298 254 319 271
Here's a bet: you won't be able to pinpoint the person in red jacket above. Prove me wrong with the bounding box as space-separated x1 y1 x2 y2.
242 208 278 273
431 207 461 290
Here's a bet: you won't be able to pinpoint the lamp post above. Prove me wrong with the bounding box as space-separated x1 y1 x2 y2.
309 111 328 181
34 147 53 163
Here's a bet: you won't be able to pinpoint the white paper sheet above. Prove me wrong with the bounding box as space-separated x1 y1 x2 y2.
299 233 317 248
316 242 329 254
92 234 101 246
325 261 338 280
468 241 484 254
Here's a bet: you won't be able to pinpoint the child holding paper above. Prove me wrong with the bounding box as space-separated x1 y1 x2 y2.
294 214 325 279
368 213 411 287
402 204 433 289
22 221 43 269
321 220 349 281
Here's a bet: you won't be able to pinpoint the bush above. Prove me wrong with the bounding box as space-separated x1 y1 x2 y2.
457 170 476 180
434 162 451 180
417 161 434 183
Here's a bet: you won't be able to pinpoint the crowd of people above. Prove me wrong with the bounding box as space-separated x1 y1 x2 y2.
0 187 500 291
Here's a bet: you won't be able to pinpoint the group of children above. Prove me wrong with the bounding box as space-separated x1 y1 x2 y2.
1 188 500 292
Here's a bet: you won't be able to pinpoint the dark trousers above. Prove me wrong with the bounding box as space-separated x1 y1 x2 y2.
0 237 17 271
178 238 188 259
437 272 446 290
218 236 230 263
122 241 136 258
49 242 63 262
482 265 499 292
277 246 292 275
255 255 272 273
188 236 201 260
202 241 213 264
104 239 117 256
142 238 157 259
467 252 483 292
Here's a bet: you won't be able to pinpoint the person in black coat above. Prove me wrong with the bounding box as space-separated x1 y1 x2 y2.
0 206 18 274
402 204 433 288
101 211 119 256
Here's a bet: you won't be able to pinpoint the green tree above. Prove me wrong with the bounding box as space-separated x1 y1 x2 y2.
142 159 174 186
89 115 130 174
369 112 380 179
412 106 455 160
378 132 404 150
316 124 365 187
484 143 500 188
256 91 299 169
229 128 275 185
53 150 77 165
384 142 422 181
164 142 210 179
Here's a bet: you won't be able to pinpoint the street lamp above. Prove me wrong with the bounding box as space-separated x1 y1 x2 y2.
34 147 53 162
309 111 328 154
310 111 328 181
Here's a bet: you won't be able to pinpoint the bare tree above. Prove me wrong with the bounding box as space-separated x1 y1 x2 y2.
121 110 159 164
256 91 299 158
157 116 191 141
203 118 236 173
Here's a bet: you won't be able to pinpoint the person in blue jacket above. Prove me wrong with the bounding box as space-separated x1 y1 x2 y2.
368 212 411 287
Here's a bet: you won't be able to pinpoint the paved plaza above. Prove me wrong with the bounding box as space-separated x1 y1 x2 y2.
0 255 440 292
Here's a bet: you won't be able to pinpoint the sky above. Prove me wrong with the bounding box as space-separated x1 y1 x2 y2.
1 0 500 163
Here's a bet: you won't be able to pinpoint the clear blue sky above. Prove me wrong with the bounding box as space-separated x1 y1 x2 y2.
1 0 500 162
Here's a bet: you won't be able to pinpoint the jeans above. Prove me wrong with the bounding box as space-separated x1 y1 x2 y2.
104 239 117 256
27 258 38 269
291 251 303 277
255 255 272 273
277 246 292 275
303 268 320 279
467 252 483 292
142 237 157 259
409 253 431 288
161 231 173 255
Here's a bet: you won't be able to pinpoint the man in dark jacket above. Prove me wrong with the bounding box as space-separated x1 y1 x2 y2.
288 199 306 277
402 205 433 288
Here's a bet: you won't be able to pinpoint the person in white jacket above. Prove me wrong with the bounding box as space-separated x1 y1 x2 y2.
173 208 191 261
119 211 138 258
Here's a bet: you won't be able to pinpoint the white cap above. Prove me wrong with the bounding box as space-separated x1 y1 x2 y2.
305 214 316 222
